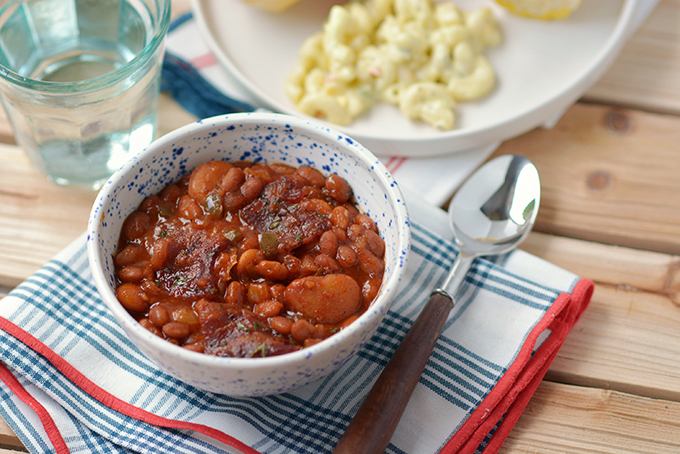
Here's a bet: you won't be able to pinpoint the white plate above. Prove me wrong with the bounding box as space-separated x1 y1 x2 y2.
191 0 639 157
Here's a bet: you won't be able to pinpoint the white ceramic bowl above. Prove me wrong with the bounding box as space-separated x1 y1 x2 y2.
87 112 411 396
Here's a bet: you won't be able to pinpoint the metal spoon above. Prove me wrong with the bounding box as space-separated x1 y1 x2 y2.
333 154 541 454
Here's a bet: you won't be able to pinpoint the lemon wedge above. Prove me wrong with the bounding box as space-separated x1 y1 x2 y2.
240 0 304 12
495 0 583 20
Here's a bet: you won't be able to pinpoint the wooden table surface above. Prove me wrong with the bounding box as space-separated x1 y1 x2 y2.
2 1 680 453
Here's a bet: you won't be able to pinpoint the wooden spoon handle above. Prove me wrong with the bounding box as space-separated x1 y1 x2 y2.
332 291 454 454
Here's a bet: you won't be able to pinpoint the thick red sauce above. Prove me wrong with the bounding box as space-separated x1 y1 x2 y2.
114 161 385 358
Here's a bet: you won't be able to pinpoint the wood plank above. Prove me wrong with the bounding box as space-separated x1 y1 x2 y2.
522 232 679 297
0 418 25 452
158 93 199 137
0 1 197 450
0 113 14 146
494 103 680 254
500 381 680 454
0 145 96 288
548 284 680 401
520 232 680 401
585 0 680 114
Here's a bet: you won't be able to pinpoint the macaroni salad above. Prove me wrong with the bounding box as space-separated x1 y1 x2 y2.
285 0 502 130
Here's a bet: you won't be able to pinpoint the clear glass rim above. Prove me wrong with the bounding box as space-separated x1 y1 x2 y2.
0 0 172 92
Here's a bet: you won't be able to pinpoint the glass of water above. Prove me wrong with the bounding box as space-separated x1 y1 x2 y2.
0 0 171 189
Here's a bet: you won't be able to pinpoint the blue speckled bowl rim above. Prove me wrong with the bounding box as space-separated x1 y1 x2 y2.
87 112 411 372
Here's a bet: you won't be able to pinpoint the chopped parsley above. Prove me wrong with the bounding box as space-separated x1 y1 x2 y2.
268 218 282 229
171 275 190 289
236 321 251 333
252 342 267 358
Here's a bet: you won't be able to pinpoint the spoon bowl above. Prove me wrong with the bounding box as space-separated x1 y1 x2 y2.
439 154 541 297
333 154 541 454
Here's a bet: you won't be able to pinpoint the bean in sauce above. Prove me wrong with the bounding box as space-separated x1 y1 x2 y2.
114 161 385 358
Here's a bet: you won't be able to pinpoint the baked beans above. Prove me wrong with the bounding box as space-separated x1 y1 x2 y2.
114 161 385 358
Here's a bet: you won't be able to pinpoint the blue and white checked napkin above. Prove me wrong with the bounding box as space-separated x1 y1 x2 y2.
0 196 593 454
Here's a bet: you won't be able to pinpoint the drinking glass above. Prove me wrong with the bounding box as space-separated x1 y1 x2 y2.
0 0 171 188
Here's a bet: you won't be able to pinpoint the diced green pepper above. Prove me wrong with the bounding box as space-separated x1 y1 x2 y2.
204 193 223 217
252 341 267 358
260 232 278 259
223 228 242 243
158 207 173 217
269 217 282 229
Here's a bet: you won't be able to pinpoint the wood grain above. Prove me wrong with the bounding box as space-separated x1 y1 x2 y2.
493 103 680 254
2 135 679 441
0 418 24 452
521 233 679 296
519 232 680 401
585 0 680 114
333 292 453 454
550 283 680 401
499 381 680 454
0 144 96 287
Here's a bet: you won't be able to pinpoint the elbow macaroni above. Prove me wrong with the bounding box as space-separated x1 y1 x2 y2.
285 0 501 130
